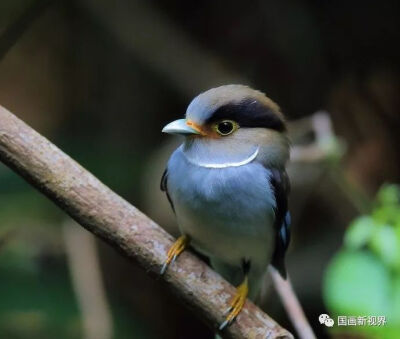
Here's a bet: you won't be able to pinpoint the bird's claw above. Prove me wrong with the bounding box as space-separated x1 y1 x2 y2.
160 235 189 275
219 277 248 330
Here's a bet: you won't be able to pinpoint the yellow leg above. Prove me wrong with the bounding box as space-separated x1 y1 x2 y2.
160 235 190 275
219 276 249 330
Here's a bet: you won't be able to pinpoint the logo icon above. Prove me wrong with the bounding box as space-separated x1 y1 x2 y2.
319 314 335 327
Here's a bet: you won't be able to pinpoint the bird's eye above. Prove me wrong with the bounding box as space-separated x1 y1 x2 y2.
215 120 238 136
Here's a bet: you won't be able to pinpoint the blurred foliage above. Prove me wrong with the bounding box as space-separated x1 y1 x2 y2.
0 160 152 338
0 225 152 339
323 184 400 338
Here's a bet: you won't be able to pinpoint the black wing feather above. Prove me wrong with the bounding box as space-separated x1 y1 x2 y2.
269 168 291 279
161 169 175 213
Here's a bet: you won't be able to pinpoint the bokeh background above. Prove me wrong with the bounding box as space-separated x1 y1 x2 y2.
1 0 400 338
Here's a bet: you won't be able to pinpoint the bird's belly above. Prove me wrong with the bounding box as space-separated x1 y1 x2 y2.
167 156 276 268
178 208 274 268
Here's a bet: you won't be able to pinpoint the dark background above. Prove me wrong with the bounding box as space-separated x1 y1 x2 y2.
0 0 399 338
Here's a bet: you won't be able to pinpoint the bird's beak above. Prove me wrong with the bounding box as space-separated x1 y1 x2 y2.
162 119 201 135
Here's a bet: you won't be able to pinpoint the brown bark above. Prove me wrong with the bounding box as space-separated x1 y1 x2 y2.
0 105 293 339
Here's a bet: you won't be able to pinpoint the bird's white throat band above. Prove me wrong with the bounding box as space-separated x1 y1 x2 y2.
182 146 260 169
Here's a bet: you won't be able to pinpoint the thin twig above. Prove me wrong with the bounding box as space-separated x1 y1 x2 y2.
0 0 54 61
270 268 316 339
63 220 113 339
0 105 293 339
80 0 245 96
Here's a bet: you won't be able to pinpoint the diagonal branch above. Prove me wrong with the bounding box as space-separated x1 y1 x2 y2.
0 0 54 61
0 105 293 339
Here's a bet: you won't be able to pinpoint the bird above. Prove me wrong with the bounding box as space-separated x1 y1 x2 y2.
159 84 291 331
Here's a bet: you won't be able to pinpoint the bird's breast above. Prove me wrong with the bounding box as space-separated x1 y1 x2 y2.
167 148 276 267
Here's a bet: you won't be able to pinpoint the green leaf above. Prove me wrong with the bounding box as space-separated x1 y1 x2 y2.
372 205 400 226
392 275 400 326
376 184 400 206
344 216 375 249
323 250 390 316
370 225 399 270
395 227 400 267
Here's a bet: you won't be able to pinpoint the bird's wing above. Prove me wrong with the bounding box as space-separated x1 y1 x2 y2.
160 168 175 212
269 168 291 279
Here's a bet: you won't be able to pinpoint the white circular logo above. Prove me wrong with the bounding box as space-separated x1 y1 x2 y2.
319 314 335 327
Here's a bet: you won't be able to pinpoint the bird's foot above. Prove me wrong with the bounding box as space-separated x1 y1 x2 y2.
160 235 190 275
219 276 248 330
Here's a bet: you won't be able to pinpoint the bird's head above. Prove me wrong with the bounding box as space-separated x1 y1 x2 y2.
162 85 289 167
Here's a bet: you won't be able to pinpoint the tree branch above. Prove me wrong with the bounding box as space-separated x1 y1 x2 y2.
79 0 245 97
270 268 316 339
0 0 54 61
0 105 293 339
63 220 113 339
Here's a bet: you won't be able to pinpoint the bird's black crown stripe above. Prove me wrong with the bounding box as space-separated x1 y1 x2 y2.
205 98 285 132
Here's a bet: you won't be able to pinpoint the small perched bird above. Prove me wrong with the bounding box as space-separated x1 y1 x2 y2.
160 85 291 330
